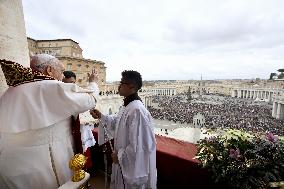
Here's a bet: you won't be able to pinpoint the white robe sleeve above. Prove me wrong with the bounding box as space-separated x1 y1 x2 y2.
117 108 156 186
98 114 116 145
85 82 100 98
49 81 98 115
0 80 100 133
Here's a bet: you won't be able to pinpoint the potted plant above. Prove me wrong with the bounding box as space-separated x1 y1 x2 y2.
196 129 284 189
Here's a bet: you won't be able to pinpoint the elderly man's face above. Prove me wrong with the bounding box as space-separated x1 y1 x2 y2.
50 62 65 81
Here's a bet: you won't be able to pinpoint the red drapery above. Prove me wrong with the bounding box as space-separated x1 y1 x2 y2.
71 116 92 170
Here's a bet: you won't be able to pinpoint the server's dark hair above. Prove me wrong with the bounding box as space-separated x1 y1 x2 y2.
63 71 76 79
121 70 142 91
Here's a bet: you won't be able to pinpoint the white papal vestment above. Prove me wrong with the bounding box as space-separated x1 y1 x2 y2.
0 80 99 189
98 100 157 189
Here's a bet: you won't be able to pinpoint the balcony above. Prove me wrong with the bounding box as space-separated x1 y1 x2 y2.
86 128 215 189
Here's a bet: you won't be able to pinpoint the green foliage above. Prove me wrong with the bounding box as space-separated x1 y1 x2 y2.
278 73 284 79
269 73 277 80
277 69 284 73
196 129 284 189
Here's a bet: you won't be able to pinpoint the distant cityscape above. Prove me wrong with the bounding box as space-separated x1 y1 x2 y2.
26 37 284 140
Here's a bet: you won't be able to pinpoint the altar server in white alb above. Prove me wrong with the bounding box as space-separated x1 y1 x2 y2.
90 70 157 189
0 54 99 189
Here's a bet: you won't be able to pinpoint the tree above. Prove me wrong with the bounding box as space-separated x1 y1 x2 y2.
277 69 284 79
187 86 192 102
277 69 284 73
269 73 277 80
278 73 284 79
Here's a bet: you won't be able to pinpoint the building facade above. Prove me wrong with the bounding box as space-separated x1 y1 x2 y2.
27 37 106 88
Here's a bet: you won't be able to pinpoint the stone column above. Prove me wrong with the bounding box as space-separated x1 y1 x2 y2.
272 102 278 118
276 103 281 119
0 0 30 96
269 92 273 102
279 103 284 120
262 91 265 98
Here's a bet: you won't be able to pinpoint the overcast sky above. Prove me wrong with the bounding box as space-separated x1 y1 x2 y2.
22 0 284 81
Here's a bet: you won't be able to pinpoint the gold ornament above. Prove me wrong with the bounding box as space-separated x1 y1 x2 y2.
69 154 87 182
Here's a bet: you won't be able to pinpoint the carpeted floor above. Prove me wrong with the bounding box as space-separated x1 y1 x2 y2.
88 170 110 189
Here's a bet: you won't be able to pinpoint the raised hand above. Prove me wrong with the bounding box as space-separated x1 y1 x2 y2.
87 69 98 83
89 108 102 119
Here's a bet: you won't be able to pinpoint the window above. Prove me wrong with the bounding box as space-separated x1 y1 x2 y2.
77 64 81 71
67 63 72 70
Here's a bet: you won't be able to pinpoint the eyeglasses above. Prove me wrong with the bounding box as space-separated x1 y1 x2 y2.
120 81 130 85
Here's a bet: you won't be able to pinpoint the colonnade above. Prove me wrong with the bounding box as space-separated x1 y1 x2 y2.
147 88 177 96
232 88 284 120
231 88 275 102
272 95 284 120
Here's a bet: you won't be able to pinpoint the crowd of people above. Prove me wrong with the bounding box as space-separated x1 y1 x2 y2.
148 95 284 136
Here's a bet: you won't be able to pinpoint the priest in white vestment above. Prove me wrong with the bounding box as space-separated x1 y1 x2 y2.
90 70 157 189
0 55 99 189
